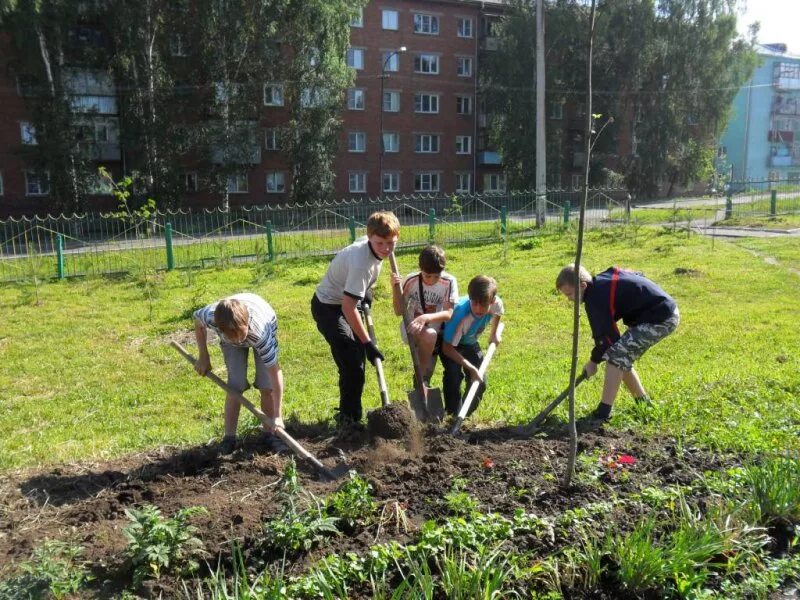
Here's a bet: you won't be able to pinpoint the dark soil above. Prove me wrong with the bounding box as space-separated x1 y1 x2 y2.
366 402 418 441
0 418 756 597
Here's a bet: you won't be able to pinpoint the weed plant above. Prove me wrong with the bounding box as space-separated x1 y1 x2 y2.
0 539 92 600
123 504 208 585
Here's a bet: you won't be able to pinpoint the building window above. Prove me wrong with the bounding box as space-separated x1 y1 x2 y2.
549 100 564 119
301 88 326 108
20 122 38 145
0 171 4 195
382 51 400 72
226 173 248 193
263 84 284 106
347 88 365 110
265 128 281 150
170 33 188 57
349 172 367 193
457 17 473 38
382 90 400 112
716 146 727 159
383 171 400 193
382 132 400 153
348 131 366 153
456 135 472 155
266 171 286 193
577 102 586 116
571 173 582 189
413 13 439 35
415 172 440 192
456 56 473 77
484 173 506 193
184 172 198 192
414 54 439 74
350 7 363 27
25 170 50 196
415 134 440 153
455 172 471 193
414 93 439 114
382 9 398 30
346 47 365 70
456 95 473 115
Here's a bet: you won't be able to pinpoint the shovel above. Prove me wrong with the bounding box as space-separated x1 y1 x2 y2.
171 341 350 481
388 253 445 423
517 371 589 436
361 303 390 407
448 322 505 435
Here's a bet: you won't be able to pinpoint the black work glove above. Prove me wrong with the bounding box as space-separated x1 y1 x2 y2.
363 339 384 365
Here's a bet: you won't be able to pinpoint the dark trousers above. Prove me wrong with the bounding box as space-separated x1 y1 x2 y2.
311 294 365 421
441 342 486 417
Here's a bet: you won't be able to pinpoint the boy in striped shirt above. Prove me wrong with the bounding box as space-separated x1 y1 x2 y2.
194 293 285 454
390 245 459 382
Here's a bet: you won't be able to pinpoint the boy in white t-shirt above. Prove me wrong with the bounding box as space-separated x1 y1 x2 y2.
390 245 458 381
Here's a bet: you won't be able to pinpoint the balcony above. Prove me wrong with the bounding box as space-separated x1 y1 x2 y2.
774 62 800 91
481 37 499 51
772 94 800 116
770 154 800 167
87 142 121 161
478 151 502 165
768 130 794 143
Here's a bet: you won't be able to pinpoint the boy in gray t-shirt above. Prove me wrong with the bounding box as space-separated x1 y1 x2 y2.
311 211 400 430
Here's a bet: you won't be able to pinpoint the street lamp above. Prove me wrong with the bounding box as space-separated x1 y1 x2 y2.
379 46 406 197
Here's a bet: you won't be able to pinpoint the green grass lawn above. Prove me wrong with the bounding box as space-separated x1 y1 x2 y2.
732 236 800 272
607 206 719 225
1 228 798 471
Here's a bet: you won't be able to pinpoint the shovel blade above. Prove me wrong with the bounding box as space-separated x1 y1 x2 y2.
424 387 445 422
321 461 351 481
407 389 429 422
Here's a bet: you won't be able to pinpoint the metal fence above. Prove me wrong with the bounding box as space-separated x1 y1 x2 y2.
1 181 797 283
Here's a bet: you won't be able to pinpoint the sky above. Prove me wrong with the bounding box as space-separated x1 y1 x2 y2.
736 0 800 54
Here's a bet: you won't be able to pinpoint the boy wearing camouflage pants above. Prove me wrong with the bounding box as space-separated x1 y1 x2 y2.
556 265 680 421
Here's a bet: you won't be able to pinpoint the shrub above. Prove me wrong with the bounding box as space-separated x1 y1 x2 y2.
324 471 377 530
123 504 208 585
0 539 92 600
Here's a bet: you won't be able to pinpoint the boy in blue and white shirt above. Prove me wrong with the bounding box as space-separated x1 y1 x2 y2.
193 293 285 454
441 275 504 417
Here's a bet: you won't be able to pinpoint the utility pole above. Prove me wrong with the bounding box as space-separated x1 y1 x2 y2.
535 0 547 226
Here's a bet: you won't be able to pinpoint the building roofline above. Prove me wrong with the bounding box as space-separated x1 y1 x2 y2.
756 43 800 60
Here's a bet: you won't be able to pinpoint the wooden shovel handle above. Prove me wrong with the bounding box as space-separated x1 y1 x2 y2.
170 341 335 478
456 322 505 420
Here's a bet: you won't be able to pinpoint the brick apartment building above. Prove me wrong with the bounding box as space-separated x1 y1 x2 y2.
0 0 508 215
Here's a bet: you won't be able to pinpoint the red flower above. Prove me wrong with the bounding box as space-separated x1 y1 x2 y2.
482 457 495 469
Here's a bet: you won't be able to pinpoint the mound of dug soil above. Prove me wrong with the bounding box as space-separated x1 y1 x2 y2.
366 402 417 440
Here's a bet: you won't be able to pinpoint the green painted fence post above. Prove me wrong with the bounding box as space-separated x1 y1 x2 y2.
500 205 507 237
56 234 65 280
770 190 777 216
563 201 571 224
725 194 733 219
428 208 436 243
266 221 274 261
165 222 175 270
348 216 356 243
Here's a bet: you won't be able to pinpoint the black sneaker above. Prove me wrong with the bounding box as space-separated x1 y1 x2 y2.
218 435 237 455
263 432 290 455
590 402 613 422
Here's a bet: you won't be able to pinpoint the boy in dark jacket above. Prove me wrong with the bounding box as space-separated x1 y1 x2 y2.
556 264 680 420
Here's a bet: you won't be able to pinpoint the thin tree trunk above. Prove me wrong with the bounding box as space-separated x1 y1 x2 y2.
563 0 596 488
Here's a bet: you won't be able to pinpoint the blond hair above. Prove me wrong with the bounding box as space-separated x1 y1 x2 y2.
367 211 400 238
555 264 592 290
214 298 249 331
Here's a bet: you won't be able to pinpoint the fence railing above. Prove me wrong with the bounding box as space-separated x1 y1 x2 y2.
1 181 797 283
